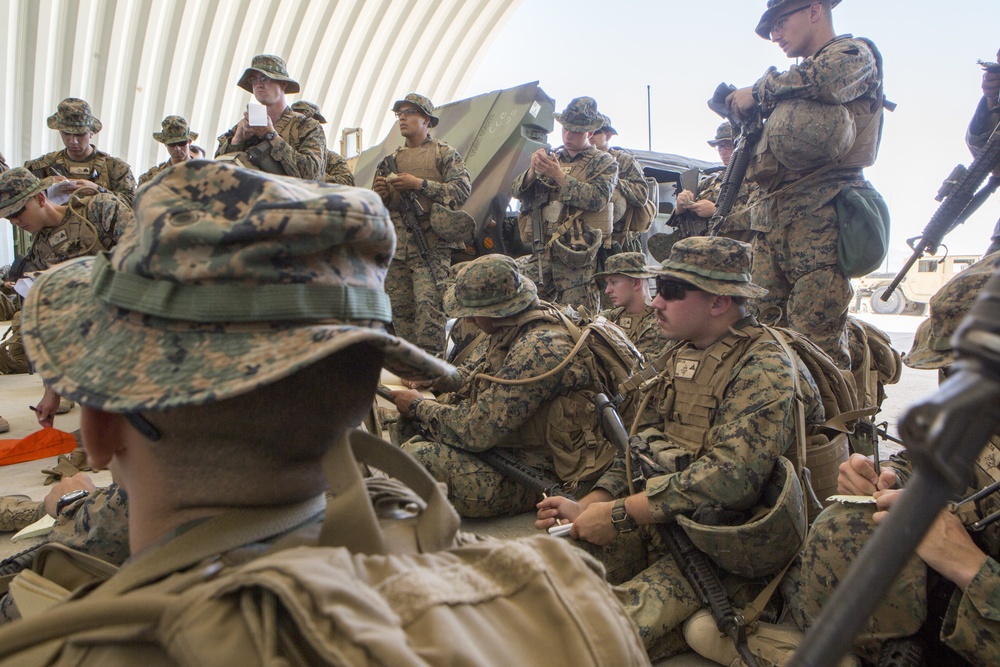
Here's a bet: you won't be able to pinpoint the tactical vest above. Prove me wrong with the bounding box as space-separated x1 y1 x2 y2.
392 139 443 223
29 150 111 189
29 190 110 269
542 149 613 238
958 434 1000 557
243 110 301 175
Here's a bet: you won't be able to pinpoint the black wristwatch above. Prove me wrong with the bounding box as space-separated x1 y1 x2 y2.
263 131 277 142
611 498 637 533
56 489 90 516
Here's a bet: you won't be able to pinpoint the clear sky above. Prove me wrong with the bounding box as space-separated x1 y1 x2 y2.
464 0 1000 270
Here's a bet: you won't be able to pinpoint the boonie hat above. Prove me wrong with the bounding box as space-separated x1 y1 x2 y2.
652 236 767 299
904 252 998 370
291 101 327 124
0 168 56 219
707 122 734 147
237 54 301 94
152 115 199 144
444 254 538 319
594 252 658 280
755 0 842 39
596 114 618 136
47 98 102 134
553 97 604 133
391 93 439 128
22 161 454 413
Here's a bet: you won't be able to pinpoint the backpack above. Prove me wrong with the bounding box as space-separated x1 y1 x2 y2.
845 316 903 455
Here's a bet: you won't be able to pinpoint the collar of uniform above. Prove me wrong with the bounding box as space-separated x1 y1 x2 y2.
61 146 101 164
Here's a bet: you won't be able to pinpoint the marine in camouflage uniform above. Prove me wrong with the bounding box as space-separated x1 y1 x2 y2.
537 236 822 660
137 116 199 187
513 97 618 312
727 0 888 370
290 101 357 186
594 252 665 363
215 55 327 180
782 252 1000 667
24 98 137 208
373 93 471 356
592 116 650 253
968 50 1000 255
391 254 617 518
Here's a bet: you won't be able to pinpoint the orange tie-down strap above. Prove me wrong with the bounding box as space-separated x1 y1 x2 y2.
0 428 76 466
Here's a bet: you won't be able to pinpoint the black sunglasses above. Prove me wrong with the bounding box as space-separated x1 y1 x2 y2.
655 278 701 301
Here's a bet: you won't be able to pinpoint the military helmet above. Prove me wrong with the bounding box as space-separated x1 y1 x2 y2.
553 97 604 133
444 254 538 319
21 161 453 413
237 54 301 94
593 252 658 280
707 122 734 147
47 98 102 135
755 0 843 39
291 101 327 124
0 168 56 218
652 236 767 299
391 93 439 128
152 115 199 144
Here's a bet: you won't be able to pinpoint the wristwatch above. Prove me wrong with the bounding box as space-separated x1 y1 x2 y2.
263 131 277 142
611 498 637 533
56 489 90 516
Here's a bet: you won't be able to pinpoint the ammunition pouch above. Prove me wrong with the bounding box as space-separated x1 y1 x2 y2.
675 457 807 578
430 203 475 244
244 140 286 175
789 432 850 523
550 223 600 272
834 185 891 278
767 99 856 173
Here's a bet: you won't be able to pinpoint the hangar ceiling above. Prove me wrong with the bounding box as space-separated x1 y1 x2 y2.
0 0 520 176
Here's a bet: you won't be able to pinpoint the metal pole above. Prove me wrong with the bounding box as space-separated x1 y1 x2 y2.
647 85 652 151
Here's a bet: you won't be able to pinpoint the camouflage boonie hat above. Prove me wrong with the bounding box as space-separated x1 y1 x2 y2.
291 101 327 124
596 114 618 136
391 93 439 128
755 0 842 39
593 252 658 280
653 236 767 299
21 161 454 413
707 122 734 147
553 97 604 133
904 252 998 370
0 168 56 218
47 98 102 134
444 254 538 319
430 203 475 244
152 115 199 144
237 54 301 94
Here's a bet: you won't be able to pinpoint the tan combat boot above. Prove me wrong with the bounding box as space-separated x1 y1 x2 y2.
0 415 8 434
56 397 75 414
0 495 44 532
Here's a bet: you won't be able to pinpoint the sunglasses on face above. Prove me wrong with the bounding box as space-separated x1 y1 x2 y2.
655 278 701 301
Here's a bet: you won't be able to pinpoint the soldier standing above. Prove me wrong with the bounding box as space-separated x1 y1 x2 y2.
726 0 889 370
513 97 618 313
969 49 1000 255
137 116 199 186
591 115 651 253
372 93 471 356
594 252 665 363
290 100 356 186
216 55 326 180
24 98 137 208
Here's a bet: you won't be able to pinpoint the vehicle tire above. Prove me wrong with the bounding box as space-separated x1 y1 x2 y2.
871 287 906 315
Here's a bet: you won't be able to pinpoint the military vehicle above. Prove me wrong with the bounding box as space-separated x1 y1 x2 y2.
353 81 719 261
855 253 980 315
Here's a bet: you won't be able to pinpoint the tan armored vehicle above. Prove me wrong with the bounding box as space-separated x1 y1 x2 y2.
855 254 980 315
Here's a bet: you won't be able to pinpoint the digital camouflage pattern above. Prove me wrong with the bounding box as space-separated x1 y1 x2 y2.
46 98 102 134
392 93 440 127
151 115 197 144
707 121 734 147
374 137 471 355
216 106 327 181
599 306 664 362
23 191 132 272
552 96 604 133
0 167 53 218
652 236 767 298
25 149 137 209
288 101 356 186
21 161 453 413
443 254 539 319
236 54 300 94
749 36 882 370
290 100 326 124
137 161 173 187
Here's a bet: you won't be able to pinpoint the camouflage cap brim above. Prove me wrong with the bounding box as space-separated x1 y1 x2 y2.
651 265 768 299
22 257 454 413
237 68 301 94
593 268 658 280
47 115 102 134
153 130 199 144
902 318 951 371
443 276 539 319
755 0 842 39
0 175 58 219
552 112 604 133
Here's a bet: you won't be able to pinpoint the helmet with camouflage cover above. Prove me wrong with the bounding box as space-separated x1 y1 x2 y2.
47 98 102 134
593 252 658 280
755 0 843 39
652 236 767 299
21 161 453 413
707 122 734 147
765 98 855 172
553 97 604 133
904 252 998 370
391 93 439 128
237 54 301 94
444 254 538 319
0 168 57 218
152 115 199 144
675 456 807 578
291 101 327 124
429 203 475 244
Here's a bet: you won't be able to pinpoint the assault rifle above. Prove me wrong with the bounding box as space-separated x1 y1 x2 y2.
383 154 439 282
881 122 1000 302
524 151 555 285
593 393 760 667
706 82 764 238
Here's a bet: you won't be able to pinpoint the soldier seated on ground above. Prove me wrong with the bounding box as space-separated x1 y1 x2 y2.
781 253 1000 667
594 251 665 363
390 254 621 518
536 236 824 661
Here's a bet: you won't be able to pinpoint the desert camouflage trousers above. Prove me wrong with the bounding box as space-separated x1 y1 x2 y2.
385 242 451 356
752 192 852 370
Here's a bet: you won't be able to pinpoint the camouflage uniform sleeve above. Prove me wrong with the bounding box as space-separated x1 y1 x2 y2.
642 340 823 520
592 455 630 498
634 312 667 363
615 151 649 207
881 450 913 488
967 97 1000 158
88 193 134 246
558 150 617 211
373 155 403 211
107 156 137 208
215 124 240 157
940 556 1000 665
325 152 356 186
137 162 164 188
412 327 590 451
422 142 471 209
752 38 879 112
47 484 130 565
270 116 327 181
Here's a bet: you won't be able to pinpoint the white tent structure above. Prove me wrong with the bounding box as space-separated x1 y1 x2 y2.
0 0 520 264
